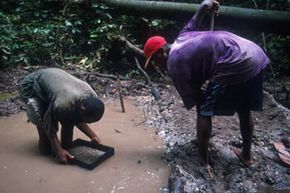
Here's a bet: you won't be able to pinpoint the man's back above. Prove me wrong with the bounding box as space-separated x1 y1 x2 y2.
20 68 97 119
168 31 269 85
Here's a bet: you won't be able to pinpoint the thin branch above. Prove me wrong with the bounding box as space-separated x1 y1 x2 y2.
134 57 151 84
134 109 147 127
73 71 128 80
251 0 258 9
117 76 125 113
115 35 144 56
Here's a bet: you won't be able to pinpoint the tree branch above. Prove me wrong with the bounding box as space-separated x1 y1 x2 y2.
115 35 144 56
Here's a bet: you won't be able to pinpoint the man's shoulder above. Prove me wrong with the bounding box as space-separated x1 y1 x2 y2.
169 32 214 59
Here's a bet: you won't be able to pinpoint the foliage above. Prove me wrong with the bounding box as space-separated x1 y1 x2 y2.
0 0 126 70
265 35 290 77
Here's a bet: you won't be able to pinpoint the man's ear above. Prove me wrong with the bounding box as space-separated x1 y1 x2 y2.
157 48 164 55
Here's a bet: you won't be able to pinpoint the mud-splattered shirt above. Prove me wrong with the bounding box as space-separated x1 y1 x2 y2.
167 15 270 110
20 68 98 137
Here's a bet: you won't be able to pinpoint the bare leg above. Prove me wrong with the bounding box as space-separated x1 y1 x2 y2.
197 114 212 166
61 123 74 149
236 110 253 165
36 126 51 155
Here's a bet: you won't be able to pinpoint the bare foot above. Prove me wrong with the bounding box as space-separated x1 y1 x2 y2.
199 164 214 179
206 165 214 178
232 148 254 166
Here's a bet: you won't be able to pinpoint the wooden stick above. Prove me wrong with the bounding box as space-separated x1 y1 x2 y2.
71 71 128 80
134 57 161 100
134 56 151 84
210 10 215 31
117 76 125 113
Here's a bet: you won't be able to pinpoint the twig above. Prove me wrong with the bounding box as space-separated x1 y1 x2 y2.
117 76 125 113
154 66 166 78
59 48 65 65
134 109 147 127
57 0 71 65
134 57 161 100
251 0 258 9
210 10 215 31
75 71 128 80
114 129 122 133
134 57 151 84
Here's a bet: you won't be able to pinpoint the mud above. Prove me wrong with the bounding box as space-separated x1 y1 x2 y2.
0 100 170 193
136 87 290 193
1 67 290 193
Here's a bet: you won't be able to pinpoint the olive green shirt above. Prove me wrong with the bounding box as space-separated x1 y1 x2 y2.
20 68 98 137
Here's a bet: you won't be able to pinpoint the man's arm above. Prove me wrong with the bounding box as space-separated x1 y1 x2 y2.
181 0 219 32
49 135 74 164
44 103 74 164
194 0 219 28
76 123 101 144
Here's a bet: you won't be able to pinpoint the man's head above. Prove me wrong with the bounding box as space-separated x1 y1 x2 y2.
144 36 169 70
79 96 105 123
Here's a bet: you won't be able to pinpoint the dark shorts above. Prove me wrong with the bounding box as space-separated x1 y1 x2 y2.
197 71 264 117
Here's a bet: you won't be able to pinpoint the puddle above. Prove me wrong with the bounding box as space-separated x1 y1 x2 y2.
0 99 170 193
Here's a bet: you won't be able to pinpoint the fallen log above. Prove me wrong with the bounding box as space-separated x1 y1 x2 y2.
96 0 290 34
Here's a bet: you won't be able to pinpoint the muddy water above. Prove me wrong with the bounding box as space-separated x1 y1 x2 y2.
0 99 170 193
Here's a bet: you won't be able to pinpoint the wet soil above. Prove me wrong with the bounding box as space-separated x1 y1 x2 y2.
136 90 290 193
1 66 290 193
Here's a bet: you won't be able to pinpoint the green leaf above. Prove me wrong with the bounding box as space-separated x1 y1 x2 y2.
65 20 73 26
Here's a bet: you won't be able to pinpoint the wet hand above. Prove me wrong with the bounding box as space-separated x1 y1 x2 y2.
56 149 74 164
91 136 101 144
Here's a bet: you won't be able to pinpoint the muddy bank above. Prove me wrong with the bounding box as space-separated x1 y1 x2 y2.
136 86 290 193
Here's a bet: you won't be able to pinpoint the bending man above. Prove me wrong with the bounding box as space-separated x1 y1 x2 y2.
20 68 105 164
143 0 269 167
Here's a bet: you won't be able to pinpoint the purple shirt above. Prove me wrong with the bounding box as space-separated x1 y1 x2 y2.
167 16 270 110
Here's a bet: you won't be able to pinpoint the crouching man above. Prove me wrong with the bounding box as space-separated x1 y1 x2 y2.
20 68 105 164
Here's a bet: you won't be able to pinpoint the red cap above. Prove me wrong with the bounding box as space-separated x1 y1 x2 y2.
143 36 167 68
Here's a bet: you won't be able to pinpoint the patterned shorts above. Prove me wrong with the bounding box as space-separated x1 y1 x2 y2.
197 72 264 116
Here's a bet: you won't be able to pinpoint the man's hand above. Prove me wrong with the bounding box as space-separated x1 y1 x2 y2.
76 123 102 144
202 0 220 13
91 135 101 144
56 148 74 164
49 135 74 164
194 0 220 28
